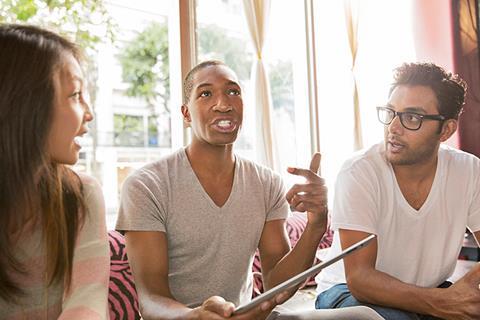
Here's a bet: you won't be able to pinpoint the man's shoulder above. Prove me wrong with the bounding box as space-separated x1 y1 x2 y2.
440 144 480 160
235 154 282 181
235 154 278 175
440 144 480 170
340 143 386 173
125 148 186 185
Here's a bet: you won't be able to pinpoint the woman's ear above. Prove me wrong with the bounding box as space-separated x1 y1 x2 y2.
181 105 191 125
439 119 458 142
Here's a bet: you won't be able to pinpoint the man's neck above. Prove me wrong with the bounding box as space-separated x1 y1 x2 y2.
186 141 235 177
391 154 439 210
391 154 438 185
185 141 236 207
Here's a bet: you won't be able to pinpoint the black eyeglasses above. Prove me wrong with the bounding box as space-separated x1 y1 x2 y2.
376 106 445 131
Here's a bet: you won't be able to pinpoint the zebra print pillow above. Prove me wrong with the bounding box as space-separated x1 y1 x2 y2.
108 231 141 320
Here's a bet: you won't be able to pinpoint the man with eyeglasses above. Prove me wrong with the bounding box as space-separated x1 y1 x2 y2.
315 62 480 319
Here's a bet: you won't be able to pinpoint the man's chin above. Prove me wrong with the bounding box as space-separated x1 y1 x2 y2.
387 154 418 166
212 134 239 146
386 152 410 166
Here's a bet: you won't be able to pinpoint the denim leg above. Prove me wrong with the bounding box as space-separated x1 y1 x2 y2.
316 283 421 320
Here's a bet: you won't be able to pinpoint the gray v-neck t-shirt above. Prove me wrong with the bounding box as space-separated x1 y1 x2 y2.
116 148 289 307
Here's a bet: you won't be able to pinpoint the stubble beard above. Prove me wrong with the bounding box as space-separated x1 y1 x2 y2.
385 138 439 166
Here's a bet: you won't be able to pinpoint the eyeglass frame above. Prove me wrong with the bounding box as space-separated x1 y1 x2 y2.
376 106 446 131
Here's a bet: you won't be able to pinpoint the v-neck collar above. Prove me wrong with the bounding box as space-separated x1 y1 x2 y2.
389 155 442 217
181 148 238 210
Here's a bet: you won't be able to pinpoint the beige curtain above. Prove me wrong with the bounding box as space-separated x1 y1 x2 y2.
243 0 278 169
344 0 363 150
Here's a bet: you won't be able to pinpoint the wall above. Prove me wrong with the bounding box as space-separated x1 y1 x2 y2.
412 0 459 147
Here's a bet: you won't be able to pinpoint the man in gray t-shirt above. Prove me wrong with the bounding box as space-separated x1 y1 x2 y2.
116 60 329 320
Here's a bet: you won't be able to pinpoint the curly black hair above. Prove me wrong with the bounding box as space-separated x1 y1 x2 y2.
389 62 467 120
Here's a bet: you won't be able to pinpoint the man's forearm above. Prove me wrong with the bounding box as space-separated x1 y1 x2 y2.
348 268 445 317
265 222 326 289
139 293 195 320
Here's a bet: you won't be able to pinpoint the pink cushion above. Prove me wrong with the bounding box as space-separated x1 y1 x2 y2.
108 231 140 320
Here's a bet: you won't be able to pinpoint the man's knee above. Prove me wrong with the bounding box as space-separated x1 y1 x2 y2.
316 284 419 320
316 283 361 309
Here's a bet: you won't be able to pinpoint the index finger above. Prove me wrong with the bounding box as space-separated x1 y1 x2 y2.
310 152 321 175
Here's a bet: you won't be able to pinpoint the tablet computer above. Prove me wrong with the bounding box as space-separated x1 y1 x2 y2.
233 234 376 315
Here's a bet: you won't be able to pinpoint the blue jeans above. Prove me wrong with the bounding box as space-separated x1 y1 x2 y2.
315 283 448 320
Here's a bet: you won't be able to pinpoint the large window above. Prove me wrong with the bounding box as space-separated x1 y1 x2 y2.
196 0 255 158
79 0 180 227
2 0 419 229
313 0 416 194
264 1 312 185
58 1 198 228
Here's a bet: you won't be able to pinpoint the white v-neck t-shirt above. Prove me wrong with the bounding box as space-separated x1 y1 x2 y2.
316 143 480 293
116 148 289 307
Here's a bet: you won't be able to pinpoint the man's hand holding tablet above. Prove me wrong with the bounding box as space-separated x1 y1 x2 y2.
191 292 291 319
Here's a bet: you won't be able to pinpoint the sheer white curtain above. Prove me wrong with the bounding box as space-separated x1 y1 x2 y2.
313 0 416 194
242 0 278 170
344 0 363 150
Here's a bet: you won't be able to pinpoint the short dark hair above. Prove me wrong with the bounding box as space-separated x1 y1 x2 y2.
389 62 467 120
183 60 228 104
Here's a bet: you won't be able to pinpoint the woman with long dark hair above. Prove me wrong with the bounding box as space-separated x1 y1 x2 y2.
0 24 109 319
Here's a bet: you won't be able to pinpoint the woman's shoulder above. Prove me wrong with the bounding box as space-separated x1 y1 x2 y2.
78 172 100 188
76 172 107 241
77 172 105 216
77 172 102 197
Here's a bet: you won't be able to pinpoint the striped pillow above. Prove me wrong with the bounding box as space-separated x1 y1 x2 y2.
108 231 141 320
